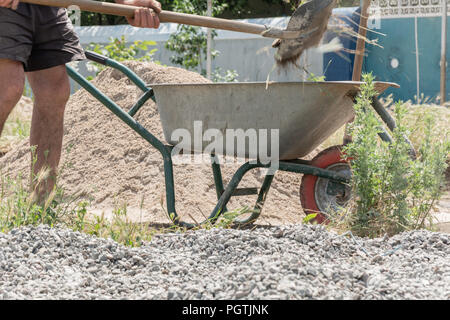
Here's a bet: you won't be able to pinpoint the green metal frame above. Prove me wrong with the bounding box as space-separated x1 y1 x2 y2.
67 51 352 228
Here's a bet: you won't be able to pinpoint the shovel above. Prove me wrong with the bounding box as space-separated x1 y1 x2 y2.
21 0 336 65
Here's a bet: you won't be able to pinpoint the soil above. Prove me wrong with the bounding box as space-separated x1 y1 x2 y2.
0 96 33 155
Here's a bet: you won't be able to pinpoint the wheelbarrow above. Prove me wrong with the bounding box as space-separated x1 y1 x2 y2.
67 51 404 228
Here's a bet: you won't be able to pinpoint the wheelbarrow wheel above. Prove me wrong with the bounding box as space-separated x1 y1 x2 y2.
300 145 352 224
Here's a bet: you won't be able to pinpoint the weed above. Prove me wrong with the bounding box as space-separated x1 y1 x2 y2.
86 35 159 76
0 149 156 246
333 73 450 237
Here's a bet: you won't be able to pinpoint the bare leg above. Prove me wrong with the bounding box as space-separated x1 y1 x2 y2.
27 65 70 203
0 59 25 136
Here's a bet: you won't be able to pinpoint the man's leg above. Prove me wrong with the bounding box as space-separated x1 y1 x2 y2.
26 64 70 202
0 59 25 135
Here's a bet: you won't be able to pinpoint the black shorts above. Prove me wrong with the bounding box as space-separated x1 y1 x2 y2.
0 4 85 72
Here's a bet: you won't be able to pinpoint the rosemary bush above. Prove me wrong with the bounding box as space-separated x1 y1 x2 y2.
341 74 449 237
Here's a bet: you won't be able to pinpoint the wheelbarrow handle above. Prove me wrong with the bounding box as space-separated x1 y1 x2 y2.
20 0 302 40
370 97 417 160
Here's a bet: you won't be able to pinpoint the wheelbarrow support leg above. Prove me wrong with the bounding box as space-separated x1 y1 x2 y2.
163 155 179 224
210 154 227 213
233 172 275 226
208 162 261 224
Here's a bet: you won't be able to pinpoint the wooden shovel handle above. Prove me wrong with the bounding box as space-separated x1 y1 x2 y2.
20 0 302 39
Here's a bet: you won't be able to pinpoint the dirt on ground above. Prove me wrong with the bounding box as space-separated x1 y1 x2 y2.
0 96 33 157
0 62 313 225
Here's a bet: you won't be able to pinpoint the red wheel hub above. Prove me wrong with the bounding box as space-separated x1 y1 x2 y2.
300 145 351 224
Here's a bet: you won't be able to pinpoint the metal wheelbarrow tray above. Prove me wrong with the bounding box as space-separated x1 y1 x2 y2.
152 81 396 160
67 51 401 228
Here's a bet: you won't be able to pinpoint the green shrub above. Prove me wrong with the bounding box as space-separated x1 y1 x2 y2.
340 73 449 237
165 0 239 82
86 35 159 75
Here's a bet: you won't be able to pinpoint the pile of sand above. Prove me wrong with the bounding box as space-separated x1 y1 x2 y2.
0 62 306 225
0 96 33 156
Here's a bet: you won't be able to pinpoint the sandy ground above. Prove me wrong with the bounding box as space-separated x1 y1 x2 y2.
88 188 450 230
0 96 32 157
434 179 450 233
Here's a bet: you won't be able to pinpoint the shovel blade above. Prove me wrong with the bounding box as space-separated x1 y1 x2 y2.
275 0 337 65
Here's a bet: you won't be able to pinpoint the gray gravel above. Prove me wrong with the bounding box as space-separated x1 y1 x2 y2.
0 224 449 300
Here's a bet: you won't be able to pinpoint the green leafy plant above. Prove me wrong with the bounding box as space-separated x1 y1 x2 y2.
306 72 326 82
165 25 219 73
86 35 159 75
212 207 252 229
212 68 239 82
303 213 318 224
338 73 449 237
165 0 239 82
